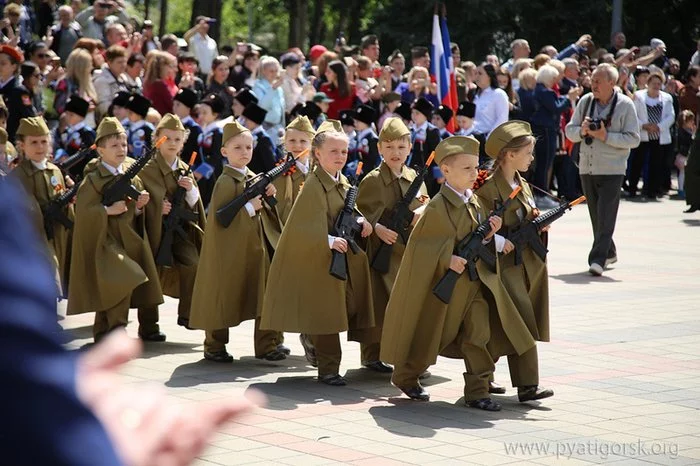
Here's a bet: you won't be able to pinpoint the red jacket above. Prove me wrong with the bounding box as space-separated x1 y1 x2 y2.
320 82 357 119
143 79 177 116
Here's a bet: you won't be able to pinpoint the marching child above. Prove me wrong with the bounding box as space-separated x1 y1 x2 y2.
67 117 164 342
380 135 535 411
11 117 72 295
140 114 206 331
189 120 278 362
356 117 428 373
260 120 375 386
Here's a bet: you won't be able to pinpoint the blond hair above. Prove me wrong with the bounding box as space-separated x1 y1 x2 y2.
66 48 97 101
493 135 536 171
518 68 537 91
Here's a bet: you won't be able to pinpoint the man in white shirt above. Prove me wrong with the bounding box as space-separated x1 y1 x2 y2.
184 17 218 76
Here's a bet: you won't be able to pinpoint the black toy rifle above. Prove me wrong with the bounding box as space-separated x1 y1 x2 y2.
101 136 167 206
432 186 521 304
215 149 308 228
371 151 435 274
508 195 586 265
329 162 364 281
42 182 79 241
154 151 200 267
56 143 96 182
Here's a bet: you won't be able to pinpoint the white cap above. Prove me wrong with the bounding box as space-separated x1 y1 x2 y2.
650 38 666 49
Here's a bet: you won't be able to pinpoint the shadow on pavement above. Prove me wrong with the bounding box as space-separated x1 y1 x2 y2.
681 219 700 227
550 272 621 284
368 397 548 437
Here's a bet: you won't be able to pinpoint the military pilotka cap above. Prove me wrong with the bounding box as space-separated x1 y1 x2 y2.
222 120 250 145
156 113 186 132
378 117 410 143
16 117 50 137
434 136 480 165
95 117 127 143
315 119 344 135
485 120 532 158
286 115 315 135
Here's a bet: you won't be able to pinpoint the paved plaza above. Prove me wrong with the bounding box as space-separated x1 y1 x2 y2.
61 195 700 465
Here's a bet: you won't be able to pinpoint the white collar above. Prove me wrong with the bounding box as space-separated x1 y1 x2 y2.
413 120 428 132
68 120 87 133
31 159 48 171
445 182 473 204
168 157 179 171
181 115 195 125
228 164 247 176
202 121 220 133
356 127 375 139
101 161 124 175
129 119 146 131
295 159 309 174
324 169 340 182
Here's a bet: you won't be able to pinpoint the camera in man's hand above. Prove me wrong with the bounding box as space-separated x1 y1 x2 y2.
588 119 604 131
585 119 604 145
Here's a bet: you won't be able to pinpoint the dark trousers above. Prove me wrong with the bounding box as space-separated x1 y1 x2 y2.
580 174 623 267
627 141 670 197
533 125 558 193
553 153 582 200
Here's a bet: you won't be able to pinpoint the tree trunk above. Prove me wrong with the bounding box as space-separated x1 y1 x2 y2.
309 0 324 46
347 0 363 44
288 0 309 48
190 0 223 43
158 0 167 37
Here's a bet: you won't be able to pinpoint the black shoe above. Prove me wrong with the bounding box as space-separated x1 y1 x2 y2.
468 398 502 411
319 374 347 386
204 350 234 363
489 381 507 394
396 384 430 401
418 370 431 380
685 205 699 213
138 331 166 342
534 195 560 211
177 317 193 330
299 334 317 367
277 343 291 355
256 349 287 361
518 385 554 402
363 360 393 373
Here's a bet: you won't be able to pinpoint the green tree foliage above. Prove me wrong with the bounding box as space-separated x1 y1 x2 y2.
138 0 699 65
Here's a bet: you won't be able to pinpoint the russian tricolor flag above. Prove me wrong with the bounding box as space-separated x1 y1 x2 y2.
430 5 459 133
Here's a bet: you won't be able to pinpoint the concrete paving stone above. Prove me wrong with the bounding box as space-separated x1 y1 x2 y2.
58 197 700 465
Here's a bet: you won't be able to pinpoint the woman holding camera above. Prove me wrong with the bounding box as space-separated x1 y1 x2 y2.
394 66 439 107
320 60 357 120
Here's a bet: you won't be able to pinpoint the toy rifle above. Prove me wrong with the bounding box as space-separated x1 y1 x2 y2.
215 149 308 228
329 162 364 281
507 195 586 265
56 143 96 182
42 182 79 241
371 151 434 273
432 186 521 304
101 136 167 206
154 151 200 267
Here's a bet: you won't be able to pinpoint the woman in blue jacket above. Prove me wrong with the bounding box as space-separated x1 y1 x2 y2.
530 64 579 202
